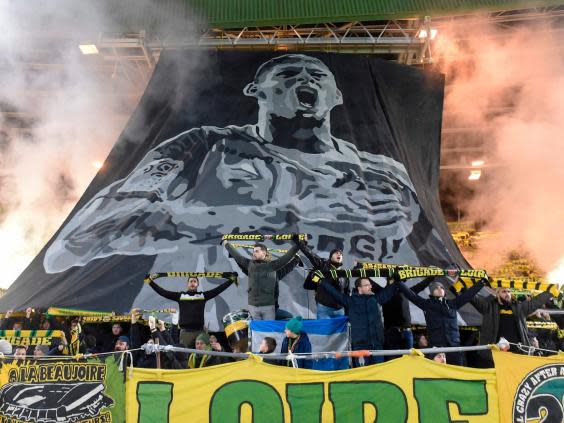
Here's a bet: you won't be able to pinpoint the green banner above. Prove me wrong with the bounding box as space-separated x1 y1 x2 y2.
0 354 125 423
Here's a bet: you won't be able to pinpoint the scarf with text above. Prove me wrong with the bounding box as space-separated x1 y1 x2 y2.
0 330 65 346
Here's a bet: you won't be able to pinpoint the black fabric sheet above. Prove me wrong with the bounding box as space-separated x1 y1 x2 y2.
0 51 478 327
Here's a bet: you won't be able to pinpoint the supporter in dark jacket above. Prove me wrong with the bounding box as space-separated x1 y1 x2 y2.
101 323 127 352
279 316 312 369
297 240 349 319
147 274 236 348
399 278 485 365
0 308 33 331
321 276 399 367
471 287 553 367
223 236 299 320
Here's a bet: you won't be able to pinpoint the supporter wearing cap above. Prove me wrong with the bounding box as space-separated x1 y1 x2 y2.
188 332 229 369
398 277 486 366
280 316 312 369
114 335 130 352
297 238 350 319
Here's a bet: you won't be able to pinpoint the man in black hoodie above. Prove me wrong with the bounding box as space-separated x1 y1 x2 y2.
146 274 236 348
297 240 349 319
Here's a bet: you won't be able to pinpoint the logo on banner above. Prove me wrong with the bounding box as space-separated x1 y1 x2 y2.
0 361 114 422
513 363 564 423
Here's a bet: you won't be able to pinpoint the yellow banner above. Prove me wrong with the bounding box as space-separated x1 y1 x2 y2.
126 355 498 422
493 350 564 423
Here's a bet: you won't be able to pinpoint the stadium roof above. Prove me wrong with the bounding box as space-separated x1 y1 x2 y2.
187 0 561 28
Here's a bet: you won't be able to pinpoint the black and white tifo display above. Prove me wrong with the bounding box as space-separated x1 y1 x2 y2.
1 51 477 329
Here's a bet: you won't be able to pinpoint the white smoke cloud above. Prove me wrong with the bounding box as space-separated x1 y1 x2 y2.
435 17 564 277
0 0 200 289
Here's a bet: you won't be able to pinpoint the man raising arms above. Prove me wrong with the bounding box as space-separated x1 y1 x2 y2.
222 235 299 320
147 274 236 347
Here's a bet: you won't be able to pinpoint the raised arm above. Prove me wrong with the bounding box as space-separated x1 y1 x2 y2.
411 276 435 294
277 255 301 280
452 280 485 308
148 278 181 302
470 292 491 314
204 277 235 300
374 280 400 305
398 282 428 310
296 241 325 269
518 291 553 317
224 242 250 272
319 280 350 308
270 243 299 272
43 127 214 273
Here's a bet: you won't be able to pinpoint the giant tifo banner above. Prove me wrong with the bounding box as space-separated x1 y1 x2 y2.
0 51 474 328
0 355 125 422
128 355 499 422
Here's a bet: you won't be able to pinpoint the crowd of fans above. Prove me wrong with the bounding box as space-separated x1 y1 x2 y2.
1 235 561 370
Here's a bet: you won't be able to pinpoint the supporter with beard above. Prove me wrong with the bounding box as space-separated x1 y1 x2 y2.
188 333 229 369
298 239 349 319
222 238 299 320
471 287 553 367
147 274 236 347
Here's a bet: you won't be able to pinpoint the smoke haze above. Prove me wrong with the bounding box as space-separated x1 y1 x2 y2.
0 0 199 289
435 17 564 276
0 7 562 290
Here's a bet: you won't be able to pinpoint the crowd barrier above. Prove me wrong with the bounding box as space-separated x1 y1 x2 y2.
1 349 564 422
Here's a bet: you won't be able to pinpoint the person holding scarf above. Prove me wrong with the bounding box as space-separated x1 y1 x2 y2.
398 278 486 365
297 239 350 319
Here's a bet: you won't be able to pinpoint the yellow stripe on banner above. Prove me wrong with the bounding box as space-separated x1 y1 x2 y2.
225 320 248 338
